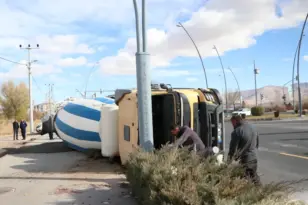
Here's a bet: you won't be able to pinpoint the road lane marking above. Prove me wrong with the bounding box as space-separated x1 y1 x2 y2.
280 152 308 160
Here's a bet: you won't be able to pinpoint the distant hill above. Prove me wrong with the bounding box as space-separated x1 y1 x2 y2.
229 83 308 107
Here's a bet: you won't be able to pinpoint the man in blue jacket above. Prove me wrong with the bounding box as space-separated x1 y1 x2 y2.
20 120 27 140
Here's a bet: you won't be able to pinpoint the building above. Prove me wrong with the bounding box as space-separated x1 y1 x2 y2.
34 102 51 113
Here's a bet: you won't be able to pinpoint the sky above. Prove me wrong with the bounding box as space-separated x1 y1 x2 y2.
0 0 308 104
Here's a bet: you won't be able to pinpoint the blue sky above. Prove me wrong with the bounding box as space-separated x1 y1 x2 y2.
0 0 307 104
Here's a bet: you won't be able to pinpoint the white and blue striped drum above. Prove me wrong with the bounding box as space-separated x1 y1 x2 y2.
54 97 115 153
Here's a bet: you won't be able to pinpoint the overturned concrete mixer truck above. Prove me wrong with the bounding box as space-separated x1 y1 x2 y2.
40 84 225 164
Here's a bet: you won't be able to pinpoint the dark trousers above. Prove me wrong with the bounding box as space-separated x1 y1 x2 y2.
21 129 26 140
13 129 18 140
242 160 261 185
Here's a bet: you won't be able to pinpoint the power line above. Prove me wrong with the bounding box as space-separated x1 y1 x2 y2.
0 56 26 66
32 76 44 95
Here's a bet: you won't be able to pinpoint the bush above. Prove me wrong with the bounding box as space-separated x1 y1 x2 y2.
251 106 265 116
274 111 280 118
126 147 305 205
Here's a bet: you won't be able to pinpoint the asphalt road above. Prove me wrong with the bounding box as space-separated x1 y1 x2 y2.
225 120 308 200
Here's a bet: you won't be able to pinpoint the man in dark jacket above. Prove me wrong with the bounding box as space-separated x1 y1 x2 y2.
12 120 19 140
170 125 212 157
228 115 261 185
20 120 27 140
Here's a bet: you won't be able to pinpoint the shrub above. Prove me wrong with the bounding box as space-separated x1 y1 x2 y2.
274 111 280 118
126 147 305 205
251 106 265 116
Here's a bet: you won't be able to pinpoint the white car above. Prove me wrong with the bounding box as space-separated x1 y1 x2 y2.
232 108 251 116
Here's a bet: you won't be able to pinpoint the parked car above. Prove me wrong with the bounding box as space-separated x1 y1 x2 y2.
232 108 251 116
36 123 42 134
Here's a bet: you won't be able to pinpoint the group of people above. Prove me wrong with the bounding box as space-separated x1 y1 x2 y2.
170 114 260 185
12 119 28 140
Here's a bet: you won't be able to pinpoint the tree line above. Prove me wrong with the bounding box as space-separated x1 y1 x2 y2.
0 81 30 120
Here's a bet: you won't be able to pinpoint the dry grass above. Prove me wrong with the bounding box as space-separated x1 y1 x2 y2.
126 147 307 205
0 119 41 136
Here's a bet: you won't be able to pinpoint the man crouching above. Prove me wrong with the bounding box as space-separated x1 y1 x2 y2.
170 125 213 158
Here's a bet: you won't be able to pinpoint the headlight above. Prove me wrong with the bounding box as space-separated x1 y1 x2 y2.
212 146 219 154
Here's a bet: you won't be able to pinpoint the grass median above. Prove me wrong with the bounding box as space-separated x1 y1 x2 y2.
245 113 303 121
126 146 307 205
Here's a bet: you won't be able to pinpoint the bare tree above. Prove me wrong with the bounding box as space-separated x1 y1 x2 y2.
227 89 240 110
0 81 29 120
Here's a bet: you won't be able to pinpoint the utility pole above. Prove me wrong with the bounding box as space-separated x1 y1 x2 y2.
19 44 39 134
253 61 259 106
45 84 54 115
133 0 154 151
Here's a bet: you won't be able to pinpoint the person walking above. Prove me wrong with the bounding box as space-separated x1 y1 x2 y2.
20 119 28 140
228 115 261 185
12 120 19 140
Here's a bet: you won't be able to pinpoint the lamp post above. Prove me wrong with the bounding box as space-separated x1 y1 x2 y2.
84 62 99 99
19 44 39 134
213 45 228 113
177 22 208 88
296 13 308 117
133 0 154 151
253 61 260 106
227 67 242 108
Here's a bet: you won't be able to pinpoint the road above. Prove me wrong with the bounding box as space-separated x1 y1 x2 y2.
225 120 308 201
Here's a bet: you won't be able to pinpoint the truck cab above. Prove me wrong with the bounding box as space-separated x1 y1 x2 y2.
115 84 224 164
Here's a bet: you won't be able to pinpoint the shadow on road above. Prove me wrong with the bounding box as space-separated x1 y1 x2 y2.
259 131 308 136
4 141 73 154
3 141 123 174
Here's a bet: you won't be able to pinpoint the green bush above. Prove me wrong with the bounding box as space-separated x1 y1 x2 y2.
251 106 265 116
126 147 305 205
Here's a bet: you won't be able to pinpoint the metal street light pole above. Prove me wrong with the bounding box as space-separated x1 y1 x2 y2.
296 13 308 117
19 44 39 134
177 22 208 87
213 45 228 112
84 62 99 99
133 0 154 151
253 61 259 106
227 67 242 107
292 42 300 111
